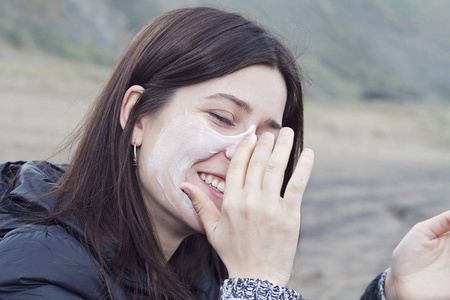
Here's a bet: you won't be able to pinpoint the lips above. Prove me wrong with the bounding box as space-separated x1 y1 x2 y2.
199 172 225 193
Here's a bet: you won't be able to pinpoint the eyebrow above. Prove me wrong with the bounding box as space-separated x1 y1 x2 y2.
203 93 282 130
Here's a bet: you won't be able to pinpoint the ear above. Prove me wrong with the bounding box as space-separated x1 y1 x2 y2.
120 85 145 146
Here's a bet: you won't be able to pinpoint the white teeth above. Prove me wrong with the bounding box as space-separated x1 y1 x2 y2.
199 172 225 193
211 178 219 187
217 181 225 192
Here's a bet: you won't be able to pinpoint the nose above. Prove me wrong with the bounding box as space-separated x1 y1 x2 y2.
218 124 256 160
224 126 257 160
225 144 237 159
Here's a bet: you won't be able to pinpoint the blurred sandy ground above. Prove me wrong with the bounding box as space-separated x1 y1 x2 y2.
1 42 450 299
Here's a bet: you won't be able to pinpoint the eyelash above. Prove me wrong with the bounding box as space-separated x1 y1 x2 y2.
209 113 235 127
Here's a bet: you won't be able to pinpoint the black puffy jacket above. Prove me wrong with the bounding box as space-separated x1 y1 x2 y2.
0 161 382 300
0 161 219 299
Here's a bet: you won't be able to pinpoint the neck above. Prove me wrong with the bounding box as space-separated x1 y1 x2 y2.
147 208 195 261
157 222 190 261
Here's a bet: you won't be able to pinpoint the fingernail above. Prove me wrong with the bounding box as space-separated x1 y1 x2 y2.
260 132 274 140
245 133 257 143
302 148 313 156
225 145 237 159
181 188 190 197
280 127 293 136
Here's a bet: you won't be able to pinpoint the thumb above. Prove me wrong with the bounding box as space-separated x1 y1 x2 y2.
180 182 220 237
414 210 450 240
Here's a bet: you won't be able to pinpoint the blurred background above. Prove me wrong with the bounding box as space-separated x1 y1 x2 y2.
1 0 449 299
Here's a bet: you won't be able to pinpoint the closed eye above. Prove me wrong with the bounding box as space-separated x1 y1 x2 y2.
209 112 235 127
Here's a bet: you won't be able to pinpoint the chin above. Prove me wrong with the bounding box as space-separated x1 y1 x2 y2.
176 194 207 234
184 212 206 234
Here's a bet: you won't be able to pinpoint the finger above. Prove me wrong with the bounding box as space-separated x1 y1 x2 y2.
414 210 450 240
245 132 275 189
180 182 220 237
225 133 257 189
262 127 295 195
283 148 314 212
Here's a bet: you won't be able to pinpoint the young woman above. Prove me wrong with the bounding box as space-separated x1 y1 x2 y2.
0 7 311 299
1 6 450 300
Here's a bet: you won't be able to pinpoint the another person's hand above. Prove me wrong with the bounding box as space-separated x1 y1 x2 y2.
385 210 450 300
181 128 314 286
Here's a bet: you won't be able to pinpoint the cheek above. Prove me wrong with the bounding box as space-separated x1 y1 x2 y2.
143 114 255 205
143 116 217 210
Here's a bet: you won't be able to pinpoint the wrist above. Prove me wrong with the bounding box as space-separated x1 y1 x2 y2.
384 268 398 300
227 270 289 287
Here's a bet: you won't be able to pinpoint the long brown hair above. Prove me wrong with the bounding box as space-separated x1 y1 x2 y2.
51 6 304 299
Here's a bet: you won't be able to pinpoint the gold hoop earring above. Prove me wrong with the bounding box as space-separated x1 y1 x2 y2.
133 140 137 166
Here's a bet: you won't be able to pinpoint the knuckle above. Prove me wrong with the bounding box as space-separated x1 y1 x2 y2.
223 200 250 219
411 221 426 233
239 140 256 150
227 160 247 172
191 201 203 215
258 137 274 147
277 219 298 233
221 199 235 212
284 221 300 235
286 182 305 195
264 162 279 174
260 207 278 220
276 136 293 147
248 159 266 169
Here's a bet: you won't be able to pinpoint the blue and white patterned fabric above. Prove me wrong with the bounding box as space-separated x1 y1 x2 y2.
220 278 303 300
377 270 388 300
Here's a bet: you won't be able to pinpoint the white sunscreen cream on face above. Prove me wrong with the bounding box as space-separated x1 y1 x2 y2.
146 112 255 211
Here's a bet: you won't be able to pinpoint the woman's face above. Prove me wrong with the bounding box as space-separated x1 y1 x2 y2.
136 64 287 236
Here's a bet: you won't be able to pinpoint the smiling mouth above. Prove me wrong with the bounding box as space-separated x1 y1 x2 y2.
199 172 226 193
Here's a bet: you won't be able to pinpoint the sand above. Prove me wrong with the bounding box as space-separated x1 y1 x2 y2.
1 44 449 299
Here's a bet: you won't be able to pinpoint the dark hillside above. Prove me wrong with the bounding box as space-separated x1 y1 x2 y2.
1 0 449 104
